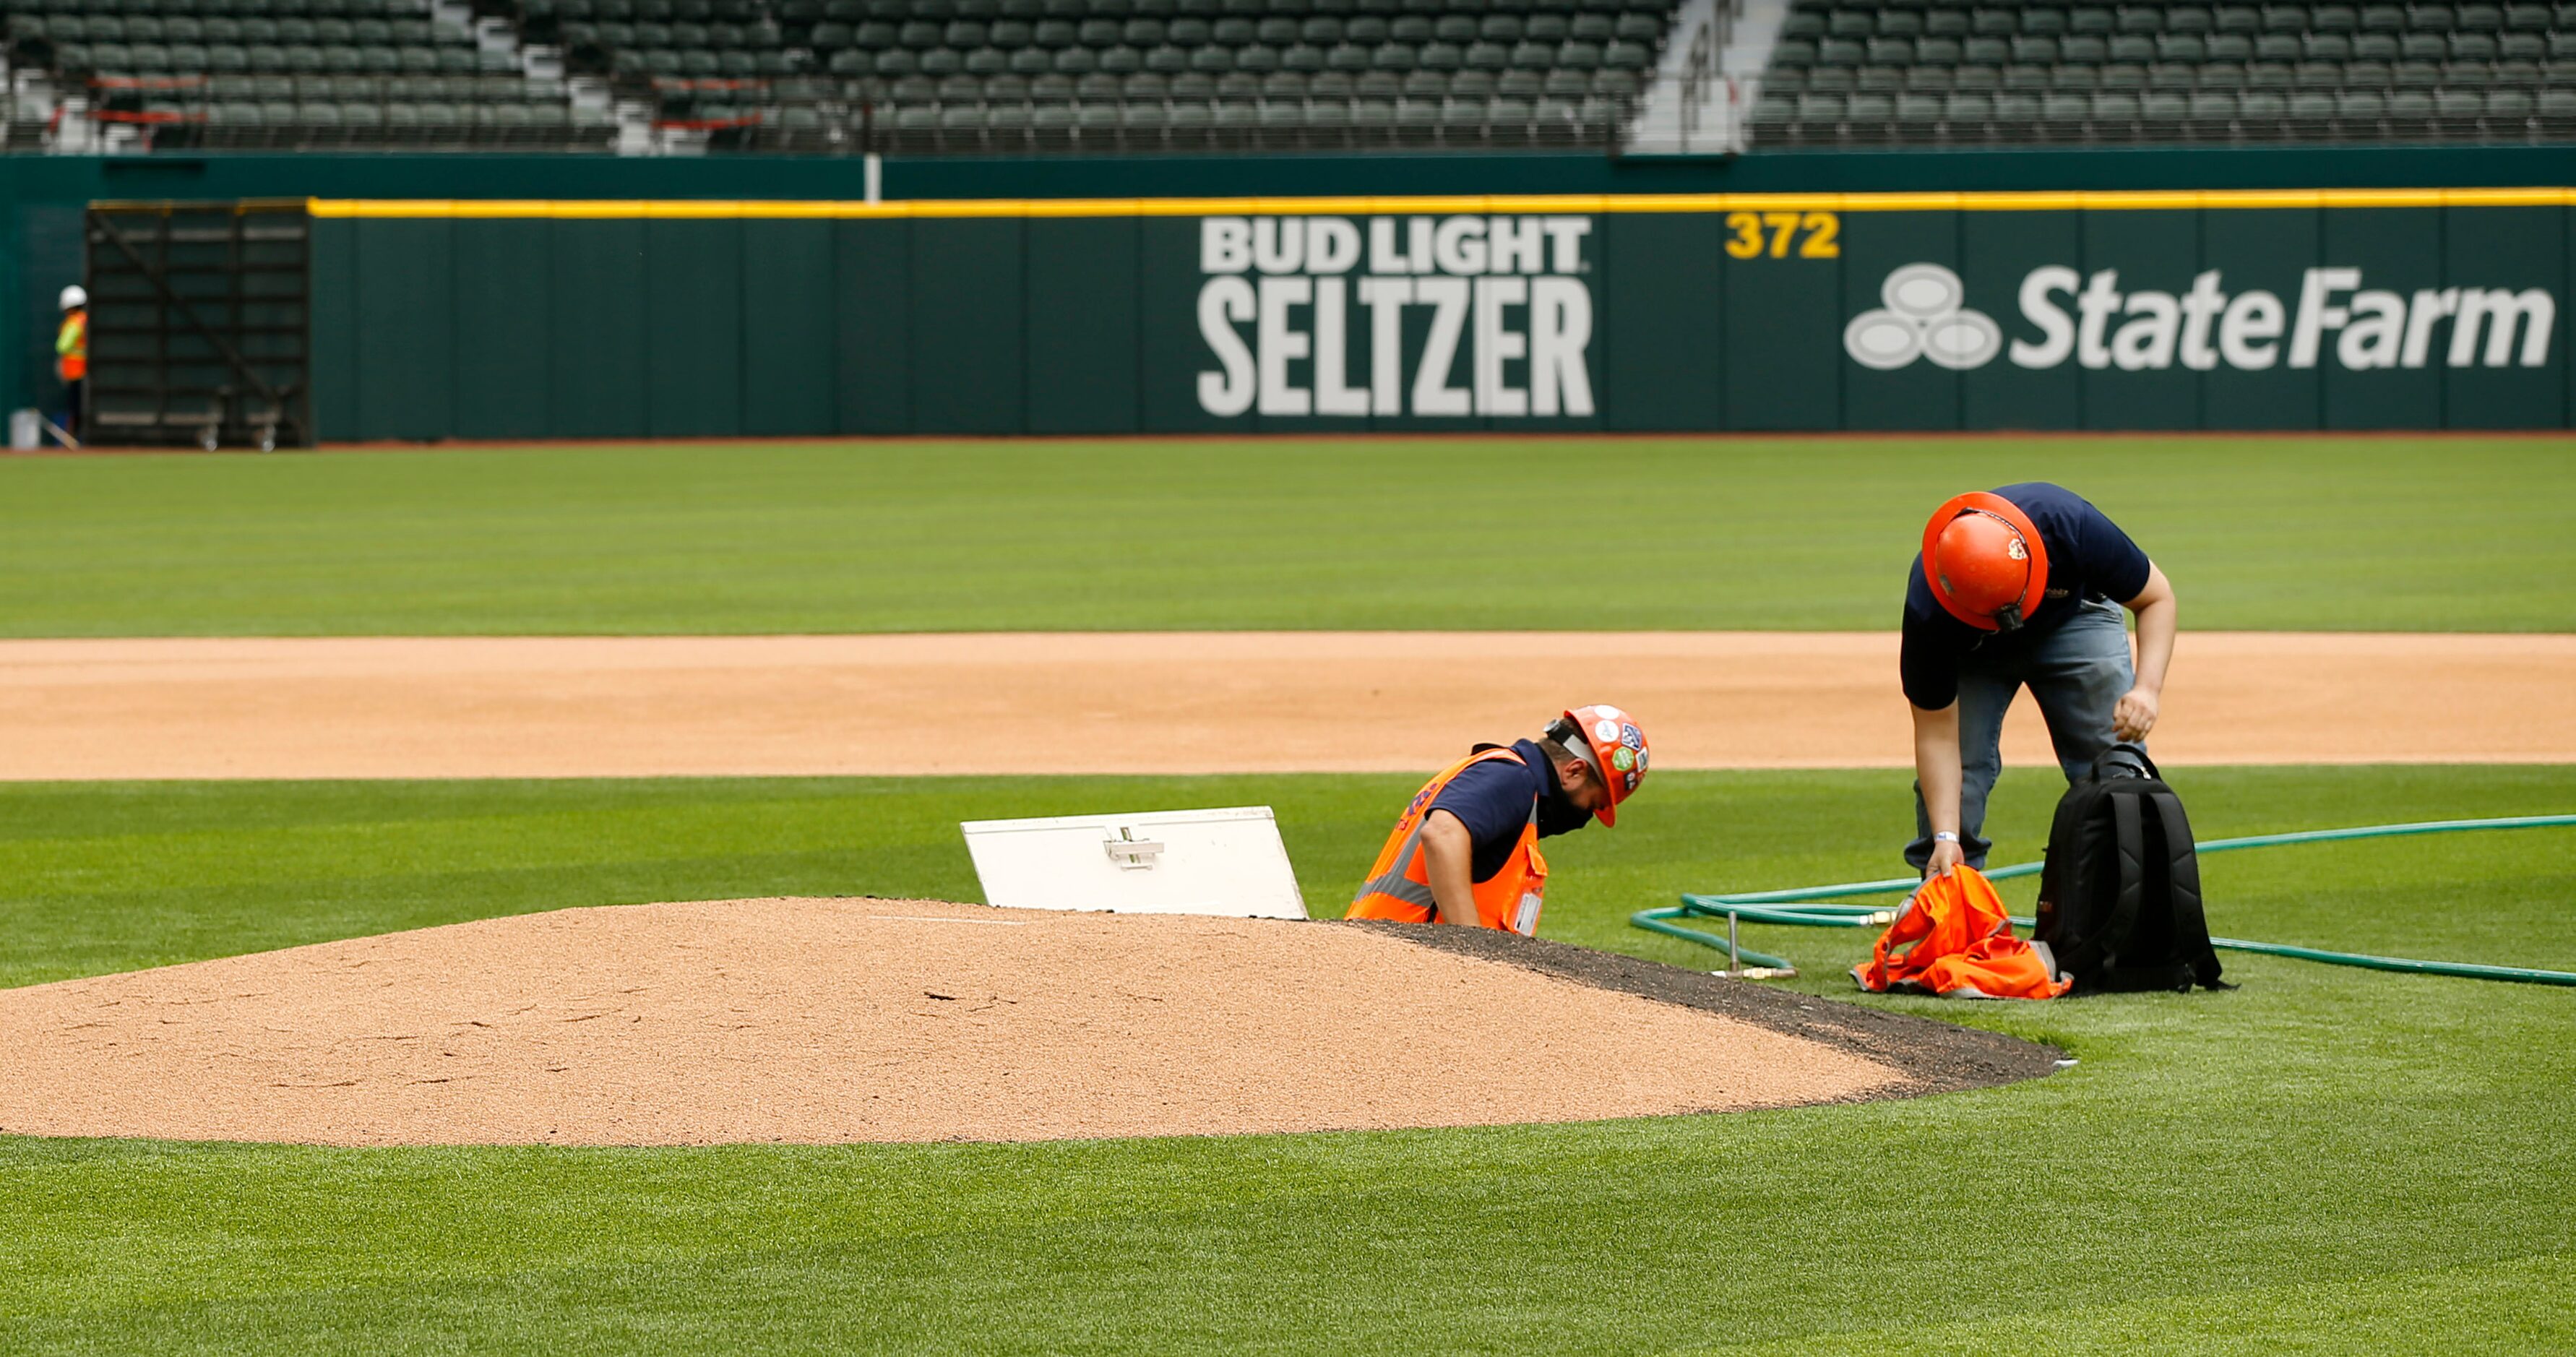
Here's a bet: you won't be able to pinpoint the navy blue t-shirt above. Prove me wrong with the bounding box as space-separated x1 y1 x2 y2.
1428 739 1582 882
1900 483 2153 710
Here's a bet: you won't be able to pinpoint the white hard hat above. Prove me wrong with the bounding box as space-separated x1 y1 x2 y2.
59 285 86 310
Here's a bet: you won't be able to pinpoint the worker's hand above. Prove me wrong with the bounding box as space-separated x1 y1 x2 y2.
2113 686 2161 742
1924 837 1965 880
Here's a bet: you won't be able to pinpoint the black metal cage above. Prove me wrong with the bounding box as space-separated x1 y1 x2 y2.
83 199 311 450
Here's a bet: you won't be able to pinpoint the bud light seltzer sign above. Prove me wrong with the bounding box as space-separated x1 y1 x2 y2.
1192 215 1598 421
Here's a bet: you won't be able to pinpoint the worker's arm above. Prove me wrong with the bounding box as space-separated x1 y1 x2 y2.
1911 702 1965 878
1418 809 1482 926
2116 561 2176 742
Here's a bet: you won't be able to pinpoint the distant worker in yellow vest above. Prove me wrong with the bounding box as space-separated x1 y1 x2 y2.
55 285 87 444
1348 706 1649 936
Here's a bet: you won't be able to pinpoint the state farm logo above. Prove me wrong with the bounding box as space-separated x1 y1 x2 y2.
1844 264 2004 370
1845 263 2556 373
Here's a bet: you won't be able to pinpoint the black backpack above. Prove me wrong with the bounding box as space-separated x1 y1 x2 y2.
2033 744 2230 994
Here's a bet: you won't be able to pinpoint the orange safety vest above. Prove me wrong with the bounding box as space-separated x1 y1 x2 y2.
1347 746 1549 935
56 310 86 381
1853 865 2071 1000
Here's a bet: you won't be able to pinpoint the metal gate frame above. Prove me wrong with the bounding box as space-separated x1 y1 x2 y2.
82 199 311 450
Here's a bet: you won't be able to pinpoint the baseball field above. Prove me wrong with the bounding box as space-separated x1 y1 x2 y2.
2 435 2571 1352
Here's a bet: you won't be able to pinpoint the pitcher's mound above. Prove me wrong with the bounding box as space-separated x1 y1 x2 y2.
0 898 2057 1147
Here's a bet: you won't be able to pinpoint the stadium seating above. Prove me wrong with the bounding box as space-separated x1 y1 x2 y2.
525 0 1684 152
1749 0 2576 145
2 0 613 149
1 0 1687 152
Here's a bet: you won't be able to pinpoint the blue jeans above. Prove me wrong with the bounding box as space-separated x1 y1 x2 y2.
1908 599 2137 871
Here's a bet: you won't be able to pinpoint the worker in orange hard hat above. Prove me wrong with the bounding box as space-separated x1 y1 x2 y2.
1348 705 1648 936
1905 484 2176 879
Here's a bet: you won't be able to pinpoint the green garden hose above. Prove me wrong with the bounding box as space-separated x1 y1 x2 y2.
1632 814 2576 987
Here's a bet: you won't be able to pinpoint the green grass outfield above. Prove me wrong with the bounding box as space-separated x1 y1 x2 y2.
0 435 2568 635
6 766 2572 1353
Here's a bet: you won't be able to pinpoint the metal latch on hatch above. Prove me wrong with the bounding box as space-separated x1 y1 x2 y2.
1103 827 1166 869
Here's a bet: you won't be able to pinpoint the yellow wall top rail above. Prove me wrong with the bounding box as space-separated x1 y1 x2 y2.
309 187 2576 220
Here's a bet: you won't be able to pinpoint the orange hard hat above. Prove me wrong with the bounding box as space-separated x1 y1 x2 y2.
1921 491 2050 633
1550 704 1649 827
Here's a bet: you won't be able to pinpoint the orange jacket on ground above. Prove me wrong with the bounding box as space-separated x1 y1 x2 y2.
1853 865 2070 1000
1348 746 1549 935
56 309 85 381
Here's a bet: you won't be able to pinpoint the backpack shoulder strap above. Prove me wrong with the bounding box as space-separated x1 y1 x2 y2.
2149 788 2231 990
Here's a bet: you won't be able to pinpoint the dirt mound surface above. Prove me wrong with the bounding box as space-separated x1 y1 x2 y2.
0 898 2052 1147
0 632 2564 779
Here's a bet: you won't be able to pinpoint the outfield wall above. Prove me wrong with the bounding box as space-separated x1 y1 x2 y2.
309 190 2574 438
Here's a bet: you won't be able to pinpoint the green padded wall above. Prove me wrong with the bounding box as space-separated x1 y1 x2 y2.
307 194 2576 440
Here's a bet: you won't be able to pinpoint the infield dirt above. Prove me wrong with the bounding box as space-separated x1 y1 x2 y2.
0 631 2565 779
0 897 2063 1147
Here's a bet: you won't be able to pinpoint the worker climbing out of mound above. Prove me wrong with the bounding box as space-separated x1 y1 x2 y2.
1348 706 1647 936
1905 483 2176 877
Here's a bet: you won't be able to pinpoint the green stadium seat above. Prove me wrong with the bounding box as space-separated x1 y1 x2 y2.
1856 61 1901 89
2061 34 2109 60
1979 87 2032 124
1905 63 1952 88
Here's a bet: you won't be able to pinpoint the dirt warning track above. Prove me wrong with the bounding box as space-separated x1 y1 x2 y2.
0 632 2565 780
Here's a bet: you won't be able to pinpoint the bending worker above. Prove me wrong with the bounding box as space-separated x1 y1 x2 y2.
1905 483 2175 878
1349 705 1648 935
